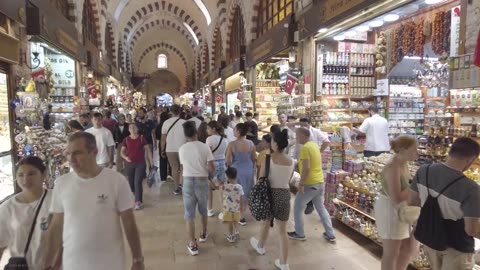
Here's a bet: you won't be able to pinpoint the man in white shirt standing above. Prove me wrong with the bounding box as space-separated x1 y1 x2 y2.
161 104 187 195
43 132 144 270
190 111 203 129
86 112 115 168
353 105 390 157
179 121 215 256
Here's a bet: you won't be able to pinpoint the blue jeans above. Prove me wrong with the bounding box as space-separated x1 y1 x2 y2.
212 159 227 184
294 183 335 238
182 177 209 220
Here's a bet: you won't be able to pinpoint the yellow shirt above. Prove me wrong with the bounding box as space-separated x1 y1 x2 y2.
298 141 324 185
257 149 271 167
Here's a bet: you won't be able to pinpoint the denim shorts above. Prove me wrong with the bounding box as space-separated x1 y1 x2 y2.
182 177 209 220
212 159 227 184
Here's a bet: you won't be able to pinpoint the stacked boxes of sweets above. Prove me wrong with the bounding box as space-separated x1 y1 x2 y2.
325 170 350 214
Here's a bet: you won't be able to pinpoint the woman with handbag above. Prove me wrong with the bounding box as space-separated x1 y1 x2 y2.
250 130 294 270
374 135 419 270
0 156 55 270
226 123 256 226
205 121 228 218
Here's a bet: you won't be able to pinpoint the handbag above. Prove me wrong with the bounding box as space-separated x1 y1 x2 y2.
397 202 421 225
248 155 273 223
4 190 48 270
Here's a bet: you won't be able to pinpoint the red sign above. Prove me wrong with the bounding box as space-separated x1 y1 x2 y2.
216 94 223 103
285 74 297 95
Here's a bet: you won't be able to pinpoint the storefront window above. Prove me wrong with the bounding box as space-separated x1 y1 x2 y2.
82 0 98 45
228 7 245 64
257 0 294 37
0 71 13 201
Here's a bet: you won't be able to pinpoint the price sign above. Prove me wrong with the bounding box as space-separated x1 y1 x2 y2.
47 53 76 88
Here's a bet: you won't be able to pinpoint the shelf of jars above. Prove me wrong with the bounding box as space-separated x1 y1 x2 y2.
255 80 288 122
388 85 425 137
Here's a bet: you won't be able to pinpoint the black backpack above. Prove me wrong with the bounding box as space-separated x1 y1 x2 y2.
414 165 465 251
248 155 273 222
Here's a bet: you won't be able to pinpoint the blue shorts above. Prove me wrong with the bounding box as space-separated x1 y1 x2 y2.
212 159 227 184
182 177 209 220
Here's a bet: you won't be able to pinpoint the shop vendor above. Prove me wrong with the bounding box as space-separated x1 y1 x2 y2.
353 105 390 158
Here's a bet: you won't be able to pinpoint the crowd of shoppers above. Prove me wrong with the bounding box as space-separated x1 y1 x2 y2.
1 101 480 270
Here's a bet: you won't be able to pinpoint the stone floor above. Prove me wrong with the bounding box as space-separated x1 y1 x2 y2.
0 180 383 270
131 181 382 270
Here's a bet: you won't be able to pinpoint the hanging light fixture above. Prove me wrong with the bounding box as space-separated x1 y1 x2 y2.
24 43 41 69
333 35 345 41
288 47 297 63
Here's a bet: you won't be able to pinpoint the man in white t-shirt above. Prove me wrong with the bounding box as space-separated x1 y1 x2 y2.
189 111 203 129
179 121 215 256
43 132 144 270
353 105 390 157
86 112 115 168
161 104 187 195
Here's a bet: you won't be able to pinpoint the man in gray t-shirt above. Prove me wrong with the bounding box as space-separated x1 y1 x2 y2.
409 137 480 269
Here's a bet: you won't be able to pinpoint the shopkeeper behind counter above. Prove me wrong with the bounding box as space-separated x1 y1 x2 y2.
353 105 390 158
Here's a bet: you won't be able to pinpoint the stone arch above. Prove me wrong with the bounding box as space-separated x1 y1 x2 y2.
128 18 196 51
136 42 189 73
81 0 102 48
225 0 254 47
225 5 246 64
104 22 115 66
202 42 210 75
121 1 204 46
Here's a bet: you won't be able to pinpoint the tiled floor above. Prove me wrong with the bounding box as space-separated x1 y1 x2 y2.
132 181 382 270
0 181 383 270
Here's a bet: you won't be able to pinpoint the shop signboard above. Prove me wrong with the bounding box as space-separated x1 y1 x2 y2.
221 58 245 79
374 79 389 96
46 53 76 88
26 0 86 63
297 0 385 40
209 68 221 83
246 16 294 66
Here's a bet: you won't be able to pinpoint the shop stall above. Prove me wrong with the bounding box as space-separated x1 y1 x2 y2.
222 59 246 114
246 16 298 127
155 93 174 107
209 68 224 115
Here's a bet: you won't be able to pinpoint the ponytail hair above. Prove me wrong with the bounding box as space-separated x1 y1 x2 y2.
207 120 225 138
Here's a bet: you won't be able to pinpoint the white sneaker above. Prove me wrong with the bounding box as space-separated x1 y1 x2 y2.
207 209 216 217
250 237 266 255
218 212 224 220
275 259 290 270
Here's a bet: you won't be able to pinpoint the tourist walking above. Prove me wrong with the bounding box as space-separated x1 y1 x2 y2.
43 132 144 270
178 121 215 256
113 114 130 174
222 167 243 243
121 123 154 210
288 127 336 242
0 157 54 269
86 112 115 168
205 120 228 217
155 110 171 181
374 135 418 270
410 137 480 270
161 104 187 195
226 123 256 225
250 129 294 270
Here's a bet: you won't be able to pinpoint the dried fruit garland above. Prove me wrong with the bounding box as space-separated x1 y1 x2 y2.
402 21 416 56
442 10 451 55
432 11 445 55
414 20 425 57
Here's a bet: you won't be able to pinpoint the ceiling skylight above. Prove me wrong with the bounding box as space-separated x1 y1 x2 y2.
194 0 211 25
184 22 199 45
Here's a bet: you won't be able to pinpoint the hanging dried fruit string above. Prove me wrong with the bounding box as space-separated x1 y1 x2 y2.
414 20 425 58
432 11 445 55
442 10 451 55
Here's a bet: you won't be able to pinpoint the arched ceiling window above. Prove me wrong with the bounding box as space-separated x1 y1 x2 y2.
157 54 168 69
52 0 71 21
228 7 245 64
82 0 98 45
257 0 294 38
213 27 223 69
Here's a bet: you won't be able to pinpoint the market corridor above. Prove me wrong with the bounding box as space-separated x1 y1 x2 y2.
130 181 381 270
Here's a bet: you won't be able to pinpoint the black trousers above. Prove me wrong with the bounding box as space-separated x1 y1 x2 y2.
126 163 146 203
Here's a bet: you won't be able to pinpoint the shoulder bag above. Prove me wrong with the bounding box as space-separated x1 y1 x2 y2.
163 117 181 152
211 136 224 153
4 190 48 270
248 155 273 224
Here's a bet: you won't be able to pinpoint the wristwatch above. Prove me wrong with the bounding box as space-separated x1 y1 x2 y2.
133 256 144 264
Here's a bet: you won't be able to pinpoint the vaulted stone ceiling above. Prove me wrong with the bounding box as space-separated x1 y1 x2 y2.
105 0 219 89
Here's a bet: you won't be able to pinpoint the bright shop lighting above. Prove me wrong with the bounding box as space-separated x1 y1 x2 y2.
345 31 357 37
318 28 328 33
369 20 384 27
355 25 370 32
333 35 346 41
384 14 400 22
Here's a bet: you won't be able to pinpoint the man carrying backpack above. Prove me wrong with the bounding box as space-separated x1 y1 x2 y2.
409 137 480 270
